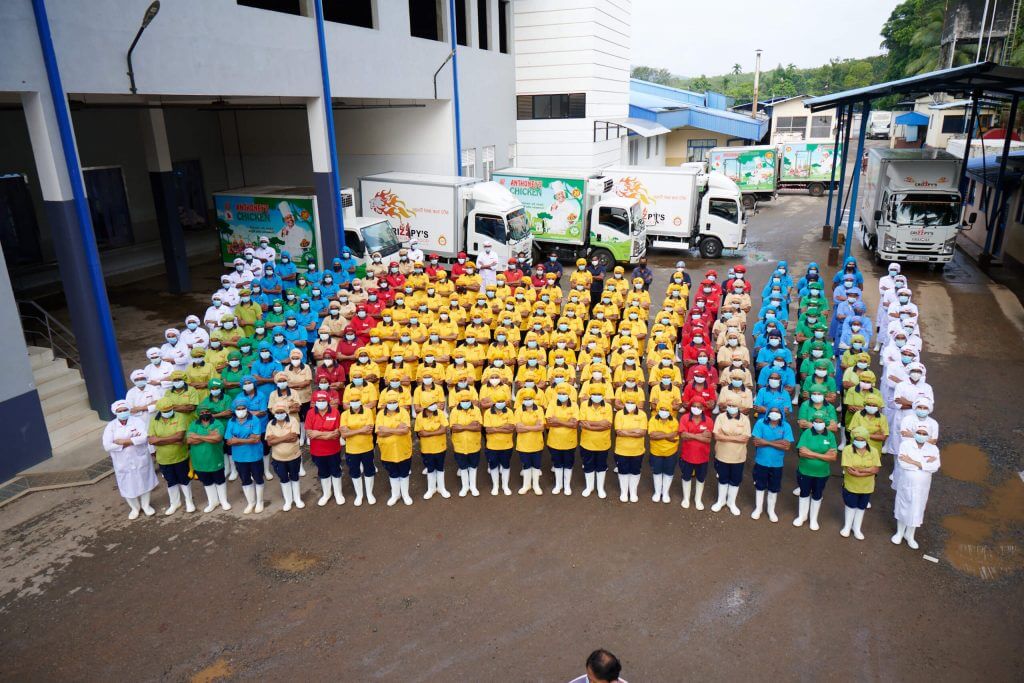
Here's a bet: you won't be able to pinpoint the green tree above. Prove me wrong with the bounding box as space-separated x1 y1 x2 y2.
731 63 742 75
631 65 675 85
692 74 711 91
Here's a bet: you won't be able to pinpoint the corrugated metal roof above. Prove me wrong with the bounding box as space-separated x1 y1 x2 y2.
965 150 1024 188
894 111 929 126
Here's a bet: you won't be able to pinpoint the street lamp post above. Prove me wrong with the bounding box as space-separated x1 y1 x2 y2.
127 1 160 95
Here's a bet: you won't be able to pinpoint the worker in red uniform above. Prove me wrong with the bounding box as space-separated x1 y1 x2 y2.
504 258 524 287
682 326 712 367
305 390 344 506
682 367 718 412
685 347 720 387
376 279 395 305
450 251 469 279
335 327 361 376
678 403 714 509
363 291 386 320
696 279 721 319
732 264 752 294
385 262 405 289
530 264 547 288
313 371 343 409
349 305 374 343
317 349 347 392
425 253 446 281
682 301 713 342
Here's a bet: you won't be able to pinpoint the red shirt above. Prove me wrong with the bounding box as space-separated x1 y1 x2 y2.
450 262 467 278
682 341 712 365
677 413 714 464
385 273 405 289
530 274 547 288
425 264 446 281
335 339 361 374
685 363 719 387
316 363 346 389
363 299 386 319
349 314 374 342
305 407 342 456
681 382 717 410
505 268 524 284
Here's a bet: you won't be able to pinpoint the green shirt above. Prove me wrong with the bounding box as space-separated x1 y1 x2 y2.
798 400 837 425
218 367 247 401
796 428 836 478
198 392 233 418
798 338 834 359
801 373 837 395
165 386 201 424
150 413 190 465
841 444 882 494
187 419 225 472
234 302 264 333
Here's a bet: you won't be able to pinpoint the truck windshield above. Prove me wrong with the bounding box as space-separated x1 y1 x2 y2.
506 208 531 242
893 193 961 226
361 221 401 256
630 203 644 233
598 206 631 235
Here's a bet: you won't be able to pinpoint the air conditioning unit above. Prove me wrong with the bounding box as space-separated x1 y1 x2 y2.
340 187 357 222
587 177 612 197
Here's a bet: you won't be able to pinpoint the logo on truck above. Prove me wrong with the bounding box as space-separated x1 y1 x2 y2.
614 177 662 226
369 188 417 240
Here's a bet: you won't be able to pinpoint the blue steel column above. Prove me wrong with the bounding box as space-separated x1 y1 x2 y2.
843 99 871 262
827 105 855 265
957 93 980 196
30 0 125 415
448 0 464 175
313 0 345 262
823 103 845 238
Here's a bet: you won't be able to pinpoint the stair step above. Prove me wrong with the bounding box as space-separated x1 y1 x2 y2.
48 413 108 451
40 381 89 413
28 346 54 370
44 402 98 432
36 374 85 401
31 357 69 384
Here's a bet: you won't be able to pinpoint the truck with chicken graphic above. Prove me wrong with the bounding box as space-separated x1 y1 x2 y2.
707 145 777 208
778 142 840 196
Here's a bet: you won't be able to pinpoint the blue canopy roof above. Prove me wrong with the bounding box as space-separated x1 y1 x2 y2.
629 80 769 142
894 111 929 126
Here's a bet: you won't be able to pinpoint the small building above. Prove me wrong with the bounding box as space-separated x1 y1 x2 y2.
913 94 999 149
961 150 1024 265
766 95 839 145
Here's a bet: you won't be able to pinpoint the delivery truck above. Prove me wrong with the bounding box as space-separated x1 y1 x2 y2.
707 145 777 209
867 111 893 139
602 165 746 258
777 142 841 196
358 172 533 266
858 148 975 266
491 168 647 270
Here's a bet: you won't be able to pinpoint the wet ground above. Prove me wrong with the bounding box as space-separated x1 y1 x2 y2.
3 181 1023 681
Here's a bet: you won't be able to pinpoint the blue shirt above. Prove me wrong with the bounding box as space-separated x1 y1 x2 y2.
235 391 270 431
304 268 324 285
224 416 264 462
754 387 792 415
270 341 295 363
751 418 794 467
755 345 792 367
259 274 283 292
320 280 340 299
543 260 563 278
586 264 606 292
336 257 359 283
756 364 795 389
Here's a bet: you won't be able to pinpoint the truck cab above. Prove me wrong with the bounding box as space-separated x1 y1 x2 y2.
585 177 647 269
461 182 534 266
696 172 746 258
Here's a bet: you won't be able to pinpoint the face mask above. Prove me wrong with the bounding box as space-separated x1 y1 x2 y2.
290 358 301 367
160 410 175 419
318 383 330 391
860 382 872 391
172 380 185 389
811 394 824 404
320 334 330 342
590 396 603 404
276 381 289 390
865 405 879 415
812 421 826 432
693 336 703 345
243 383 255 392
811 350 824 359
235 409 248 418
914 433 928 444
690 406 702 416
229 360 240 368
769 339 780 347
315 401 329 410
186 322 198 331
133 379 147 389
115 409 131 421
900 355 913 365
386 402 399 411
909 371 922 381
459 401 472 410
353 378 364 386
813 331 825 340
815 369 827 378
389 381 401 389
260 352 271 360
768 379 781 389
724 406 739 416
773 362 785 370
210 341 222 350
915 408 929 418
899 296 910 304
730 379 743 389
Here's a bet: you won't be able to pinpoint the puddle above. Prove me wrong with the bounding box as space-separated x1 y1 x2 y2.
943 477 1024 580
941 443 991 483
190 656 232 683
256 549 331 580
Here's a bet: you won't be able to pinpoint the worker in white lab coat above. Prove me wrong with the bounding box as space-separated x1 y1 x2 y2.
101 400 159 519
476 241 501 290
254 235 276 264
125 369 160 430
143 347 173 398
160 328 189 371
886 362 933 455
407 239 425 265
204 293 231 331
892 425 941 549
179 314 210 351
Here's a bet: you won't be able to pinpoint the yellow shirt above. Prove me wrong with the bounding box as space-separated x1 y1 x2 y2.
415 409 449 454
480 383 513 407
545 400 579 450
339 408 375 454
449 405 483 454
614 409 648 456
342 382 378 409
579 402 613 450
483 407 516 450
615 384 646 408
375 408 412 462
412 384 446 412
514 405 546 453
648 414 680 456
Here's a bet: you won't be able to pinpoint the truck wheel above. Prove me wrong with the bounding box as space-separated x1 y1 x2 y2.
808 182 824 197
698 236 723 259
590 248 615 272
742 195 755 210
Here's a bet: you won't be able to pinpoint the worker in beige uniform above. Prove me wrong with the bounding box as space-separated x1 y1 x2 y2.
711 396 751 516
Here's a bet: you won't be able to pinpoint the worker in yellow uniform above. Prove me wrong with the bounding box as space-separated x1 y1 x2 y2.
648 405 680 503
614 401 648 503
338 397 377 506
450 394 483 497
375 400 413 507
415 401 450 500
483 400 516 496
514 388 546 495
579 391 614 499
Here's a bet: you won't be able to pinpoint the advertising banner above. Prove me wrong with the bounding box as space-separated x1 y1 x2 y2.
708 148 777 192
361 181 455 257
493 173 586 244
779 143 840 182
214 193 319 268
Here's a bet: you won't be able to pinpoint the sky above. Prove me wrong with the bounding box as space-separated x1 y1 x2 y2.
631 0 904 76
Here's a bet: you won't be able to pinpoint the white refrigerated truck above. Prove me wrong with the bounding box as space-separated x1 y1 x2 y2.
858 148 975 266
358 172 533 265
602 166 746 258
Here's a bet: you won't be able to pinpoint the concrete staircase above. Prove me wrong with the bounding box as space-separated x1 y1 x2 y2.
29 346 107 452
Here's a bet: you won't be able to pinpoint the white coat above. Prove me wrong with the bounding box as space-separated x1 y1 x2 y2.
254 245 276 263
215 286 240 307
886 379 933 454
407 247 425 264
101 417 159 498
125 385 159 427
142 361 174 398
204 303 233 330
178 326 210 351
476 249 500 289
894 439 940 526
875 279 898 335
160 341 189 371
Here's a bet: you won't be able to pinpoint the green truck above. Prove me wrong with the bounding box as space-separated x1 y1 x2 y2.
708 142 840 208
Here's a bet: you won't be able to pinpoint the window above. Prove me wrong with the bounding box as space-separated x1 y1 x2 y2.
454 0 467 46
627 138 639 165
517 94 586 120
498 0 510 53
344 229 364 256
776 115 807 139
477 0 489 49
810 115 832 138
237 0 300 15
709 198 739 223
645 137 651 159
461 148 477 178
324 0 374 28
941 115 965 134
475 214 506 242
687 138 716 162
968 180 976 205
598 206 630 234
482 145 495 181
409 0 443 41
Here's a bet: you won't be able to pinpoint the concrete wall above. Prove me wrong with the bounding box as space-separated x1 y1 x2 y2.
963 180 1024 264
620 133 667 167
770 97 837 144
513 0 630 169
664 128 735 166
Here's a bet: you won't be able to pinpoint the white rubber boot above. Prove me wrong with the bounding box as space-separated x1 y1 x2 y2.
332 476 344 505
766 492 779 523
681 479 692 508
363 476 376 504
852 508 866 540
792 486 801 496
164 486 181 516
694 481 705 510
661 474 672 503
582 472 595 497
280 481 293 511
437 470 451 498
500 467 512 496
726 485 741 516
793 496 809 526
317 478 332 506
386 477 401 506
531 468 543 495
711 482 728 512
254 483 265 513
562 468 572 495
141 491 156 516
551 467 563 495
628 474 640 503
840 506 854 537
489 468 500 496
202 486 218 513
352 476 364 506
751 489 765 520
181 484 195 513
891 521 906 545
458 469 470 497
424 470 437 500
400 476 413 505
263 455 274 481
226 455 238 481
242 484 255 514
618 474 629 503
905 526 919 550
126 496 141 520
518 468 532 495
291 480 304 508
809 498 822 531
652 473 663 502
596 472 607 499
216 483 231 511
298 461 306 477
468 467 480 496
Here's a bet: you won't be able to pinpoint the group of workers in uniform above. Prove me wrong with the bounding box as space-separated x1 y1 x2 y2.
101 235 940 547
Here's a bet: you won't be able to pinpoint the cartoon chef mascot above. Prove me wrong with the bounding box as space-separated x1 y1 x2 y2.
548 180 581 233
